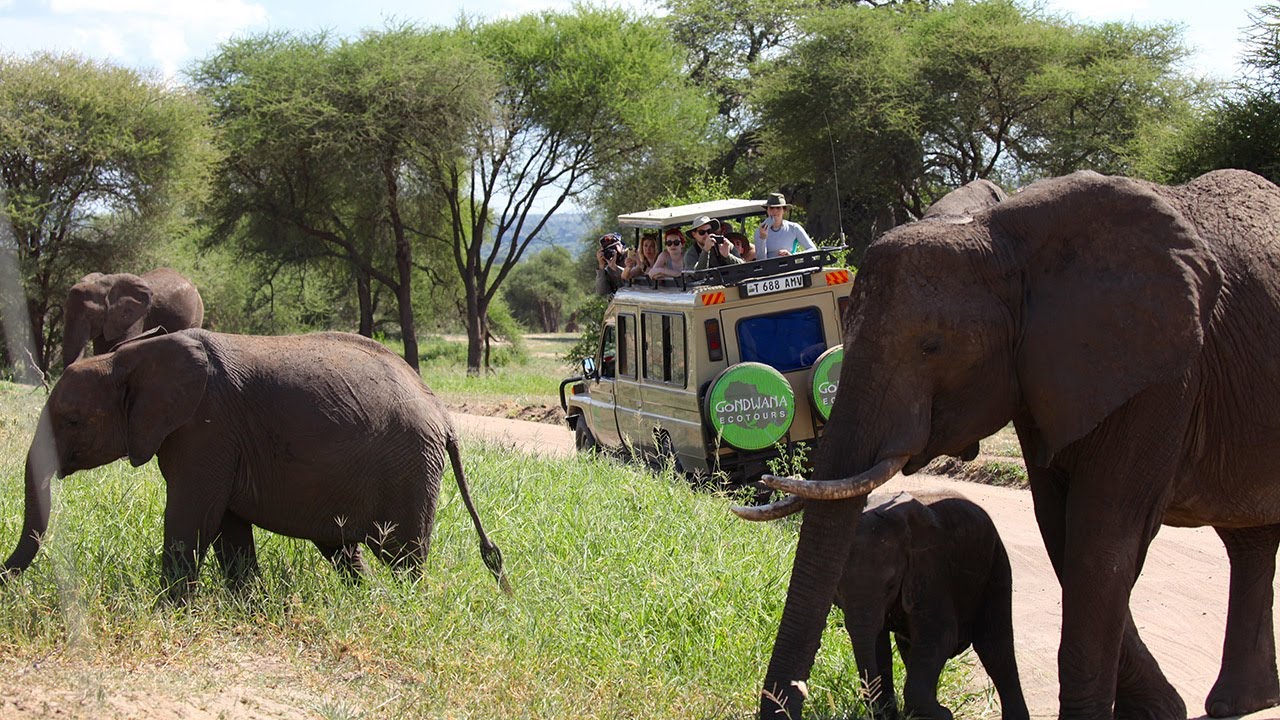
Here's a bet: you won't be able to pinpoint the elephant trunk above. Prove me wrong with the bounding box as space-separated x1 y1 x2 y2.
2 407 57 578
760 495 869 718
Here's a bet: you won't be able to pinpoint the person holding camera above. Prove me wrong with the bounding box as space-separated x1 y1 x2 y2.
754 192 815 259
686 216 744 271
595 232 628 295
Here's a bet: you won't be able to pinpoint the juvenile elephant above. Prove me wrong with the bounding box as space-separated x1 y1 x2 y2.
739 170 1280 719
838 490 1027 720
62 268 204 369
3 329 508 599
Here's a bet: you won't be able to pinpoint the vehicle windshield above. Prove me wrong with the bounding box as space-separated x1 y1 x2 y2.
736 306 827 373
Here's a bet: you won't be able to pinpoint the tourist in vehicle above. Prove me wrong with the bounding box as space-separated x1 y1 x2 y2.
623 232 660 282
754 192 816 259
595 232 627 295
686 215 744 270
649 228 688 280
728 231 755 261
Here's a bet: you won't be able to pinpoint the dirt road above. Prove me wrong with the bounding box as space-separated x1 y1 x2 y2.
451 412 1280 720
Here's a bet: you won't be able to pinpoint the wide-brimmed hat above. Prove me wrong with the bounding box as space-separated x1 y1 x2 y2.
688 216 721 233
763 193 789 208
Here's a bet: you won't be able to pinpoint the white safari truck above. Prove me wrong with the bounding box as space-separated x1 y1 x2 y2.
560 199 854 488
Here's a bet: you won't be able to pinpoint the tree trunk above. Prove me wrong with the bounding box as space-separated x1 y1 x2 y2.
355 270 374 338
464 286 486 376
382 157 419 372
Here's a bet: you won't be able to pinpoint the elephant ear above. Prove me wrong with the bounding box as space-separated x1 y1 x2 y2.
991 171 1222 462
103 274 153 343
112 332 209 467
888 494 935 616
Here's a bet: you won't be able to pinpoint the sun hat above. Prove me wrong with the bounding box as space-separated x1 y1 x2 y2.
763 193 789 208
688 216 721 233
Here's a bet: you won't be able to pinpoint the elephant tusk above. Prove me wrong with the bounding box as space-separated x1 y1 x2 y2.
761 455 910 500
730 493 806 521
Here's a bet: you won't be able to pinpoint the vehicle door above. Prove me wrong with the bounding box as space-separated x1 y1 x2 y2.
612 311 645 452
720 298 837 440
585 313 623 447
638 310 699 457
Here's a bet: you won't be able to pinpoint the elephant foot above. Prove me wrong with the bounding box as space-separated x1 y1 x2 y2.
901 703 952 720
759 680 806 720
1113 685 1185 720
1205 675 1280 718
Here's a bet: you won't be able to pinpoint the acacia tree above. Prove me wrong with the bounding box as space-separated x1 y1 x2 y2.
192 28 488 370
434 9 711 373
753 0 1200 250
1159 5 1280 184
0 52 209 375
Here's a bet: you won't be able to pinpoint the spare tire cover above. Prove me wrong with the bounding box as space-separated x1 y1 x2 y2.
808 345 843 422
703 362 796 451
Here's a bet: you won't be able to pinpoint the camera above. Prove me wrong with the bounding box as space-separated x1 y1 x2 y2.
710 233 728 246
604 245 626 261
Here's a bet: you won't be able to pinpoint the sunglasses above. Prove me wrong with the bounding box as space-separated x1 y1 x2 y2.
691 228 710 236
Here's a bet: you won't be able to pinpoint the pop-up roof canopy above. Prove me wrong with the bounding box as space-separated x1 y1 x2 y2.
616 199 765 229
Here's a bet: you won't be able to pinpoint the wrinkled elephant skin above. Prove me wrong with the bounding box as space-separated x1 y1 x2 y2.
62 267 204 370
755 170 1280 720
3 329 508 600
838 490 1028 720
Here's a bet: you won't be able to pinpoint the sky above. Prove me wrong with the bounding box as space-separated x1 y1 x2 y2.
0 0 1266 83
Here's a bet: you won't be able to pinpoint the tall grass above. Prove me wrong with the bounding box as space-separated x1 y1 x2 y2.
0 381 998 719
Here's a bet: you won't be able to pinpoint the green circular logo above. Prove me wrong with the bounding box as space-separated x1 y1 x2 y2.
704 362 796 451
808 346 843 422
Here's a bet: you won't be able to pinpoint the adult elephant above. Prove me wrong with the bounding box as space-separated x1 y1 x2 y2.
739 170 1280 719
3 329 509 599
62 268 204 369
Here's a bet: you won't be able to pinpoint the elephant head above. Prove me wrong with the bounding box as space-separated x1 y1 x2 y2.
921 177 1008 219
62 272 155 369
3 332 208 578
745 171 1222 718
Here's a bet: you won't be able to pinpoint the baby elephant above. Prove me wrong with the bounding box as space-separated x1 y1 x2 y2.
837 490 1028 720
3 329 509 599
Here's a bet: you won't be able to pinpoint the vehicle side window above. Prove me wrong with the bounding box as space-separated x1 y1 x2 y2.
642 311 687 387
737 306 825 373
618 313 636 379
600 320 617 378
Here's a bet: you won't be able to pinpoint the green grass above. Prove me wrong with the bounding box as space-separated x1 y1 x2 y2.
0 380 1003 719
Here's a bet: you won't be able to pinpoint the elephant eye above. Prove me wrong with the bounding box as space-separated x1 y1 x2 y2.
920 337 942 357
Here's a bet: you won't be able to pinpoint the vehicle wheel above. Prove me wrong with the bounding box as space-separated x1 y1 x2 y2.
575 419 598 453
653 431 687 478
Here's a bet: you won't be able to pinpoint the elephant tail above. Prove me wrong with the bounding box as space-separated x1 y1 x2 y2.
446 436 512 595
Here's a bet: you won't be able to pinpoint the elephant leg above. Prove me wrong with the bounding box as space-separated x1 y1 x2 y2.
314 542 369 581
1112 611 1183 720
845 619 898 720
1024 450 1183 719
972 566 1030 720
1206 525 1280 718
898 622 956 720
161 492 225 602
212 511 258 591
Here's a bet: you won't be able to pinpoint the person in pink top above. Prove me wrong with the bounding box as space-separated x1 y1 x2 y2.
648 227 688 279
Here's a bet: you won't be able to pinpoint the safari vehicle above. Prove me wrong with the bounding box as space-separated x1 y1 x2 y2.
559 199 854 488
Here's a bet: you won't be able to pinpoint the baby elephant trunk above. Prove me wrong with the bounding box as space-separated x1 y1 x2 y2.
2 407 58 578
446 437 512 595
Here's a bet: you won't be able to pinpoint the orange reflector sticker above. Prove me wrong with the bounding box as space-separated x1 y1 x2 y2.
825 270 850 285
701 292 726 305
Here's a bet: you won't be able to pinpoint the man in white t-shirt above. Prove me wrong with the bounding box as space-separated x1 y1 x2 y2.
754 193 816 259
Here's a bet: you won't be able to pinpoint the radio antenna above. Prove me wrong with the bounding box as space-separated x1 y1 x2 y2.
823 109 846 244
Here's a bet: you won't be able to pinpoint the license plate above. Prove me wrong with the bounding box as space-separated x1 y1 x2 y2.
744 273 806 297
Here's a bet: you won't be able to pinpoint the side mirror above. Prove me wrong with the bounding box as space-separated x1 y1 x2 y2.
581 356 597 379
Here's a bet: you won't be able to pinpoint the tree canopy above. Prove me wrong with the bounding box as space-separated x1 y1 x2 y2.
0 52 210 374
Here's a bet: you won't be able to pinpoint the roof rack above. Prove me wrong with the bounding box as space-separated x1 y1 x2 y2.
684 246 848 289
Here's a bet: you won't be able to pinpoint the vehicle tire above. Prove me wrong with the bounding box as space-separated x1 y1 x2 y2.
652 431 688 478
575 418 598 453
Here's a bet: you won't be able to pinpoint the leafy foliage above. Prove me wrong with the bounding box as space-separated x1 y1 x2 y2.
753 0 1201 255
0 52 210 375
190 27 488 368
503 247 581 332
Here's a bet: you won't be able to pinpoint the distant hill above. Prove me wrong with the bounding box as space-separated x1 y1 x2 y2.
515 211 595 259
